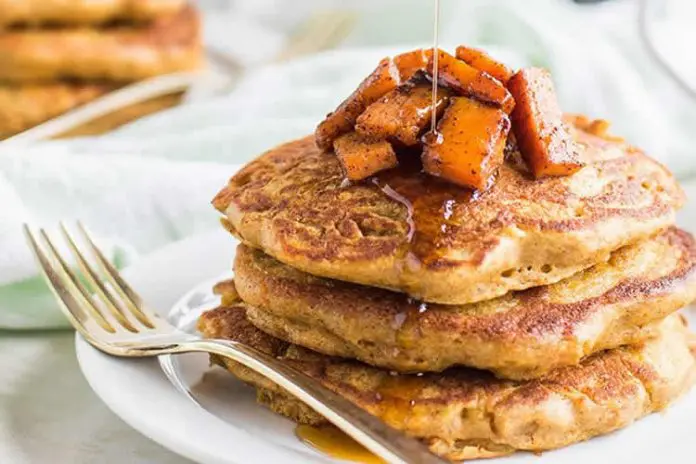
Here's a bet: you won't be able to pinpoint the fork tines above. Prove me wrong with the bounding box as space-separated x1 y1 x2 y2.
23 223 158 334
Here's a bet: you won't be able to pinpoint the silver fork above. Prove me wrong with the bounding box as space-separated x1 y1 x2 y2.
23 223 445 464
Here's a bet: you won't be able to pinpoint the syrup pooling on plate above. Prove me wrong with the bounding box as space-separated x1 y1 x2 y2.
296 425 385 464
296 372 430 463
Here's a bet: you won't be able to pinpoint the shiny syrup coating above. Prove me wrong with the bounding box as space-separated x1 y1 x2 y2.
370 151 484 268
367 152 483 341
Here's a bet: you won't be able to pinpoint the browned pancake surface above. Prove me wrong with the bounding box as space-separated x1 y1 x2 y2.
232 227 696 379
198 305 696 461
214 119 684 304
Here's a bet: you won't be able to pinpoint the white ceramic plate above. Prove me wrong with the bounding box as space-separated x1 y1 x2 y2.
75 223 696 464
76 229 336 464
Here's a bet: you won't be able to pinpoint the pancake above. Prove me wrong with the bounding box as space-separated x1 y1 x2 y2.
0 83 183 139
213 118 684 305
0 82 112 138
0 0 186 26
0 6 201 83
232 227 696 379
198 305 696 461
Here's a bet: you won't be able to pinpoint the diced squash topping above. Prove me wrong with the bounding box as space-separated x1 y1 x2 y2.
427 49 515 114
507 68 584 178
315 58 400 151
355 77 453 146
393 49 432 82
317 46 585 187
422 97 510 190
334 132 398 181
455 46 513 84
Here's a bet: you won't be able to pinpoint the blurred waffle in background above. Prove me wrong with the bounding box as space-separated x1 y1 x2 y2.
0 1 202 139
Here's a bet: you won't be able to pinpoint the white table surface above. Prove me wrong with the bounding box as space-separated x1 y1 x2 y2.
0 330 191 464
2 180 695 464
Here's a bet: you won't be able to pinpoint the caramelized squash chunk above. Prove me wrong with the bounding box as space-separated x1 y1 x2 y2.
455 46 513 84
355 78 453 146
393 49 432 82
315 58 400 151
427 49 515 114
334 132 398 181
422 97 510 190
507 68 584 178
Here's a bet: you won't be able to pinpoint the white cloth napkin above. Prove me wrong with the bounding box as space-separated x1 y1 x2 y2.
204 0 696 173
1 0 695 328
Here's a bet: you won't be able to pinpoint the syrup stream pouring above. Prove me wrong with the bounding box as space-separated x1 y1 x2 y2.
430 0 441 136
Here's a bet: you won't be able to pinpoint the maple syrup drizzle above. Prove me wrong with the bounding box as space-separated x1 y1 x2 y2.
371 163 478 266
393 297 430 349
430 0 441 135
371 179 415 242
296 373 431 463
296 425 385 464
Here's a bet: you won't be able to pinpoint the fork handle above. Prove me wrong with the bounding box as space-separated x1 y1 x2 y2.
174 339 446 464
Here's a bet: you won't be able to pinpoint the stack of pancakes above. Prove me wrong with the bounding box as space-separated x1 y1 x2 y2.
202 117 696 460
0 0 201 139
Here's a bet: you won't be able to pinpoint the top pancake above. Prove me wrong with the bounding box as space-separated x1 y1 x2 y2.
0 0 186 26
214 119 684 304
